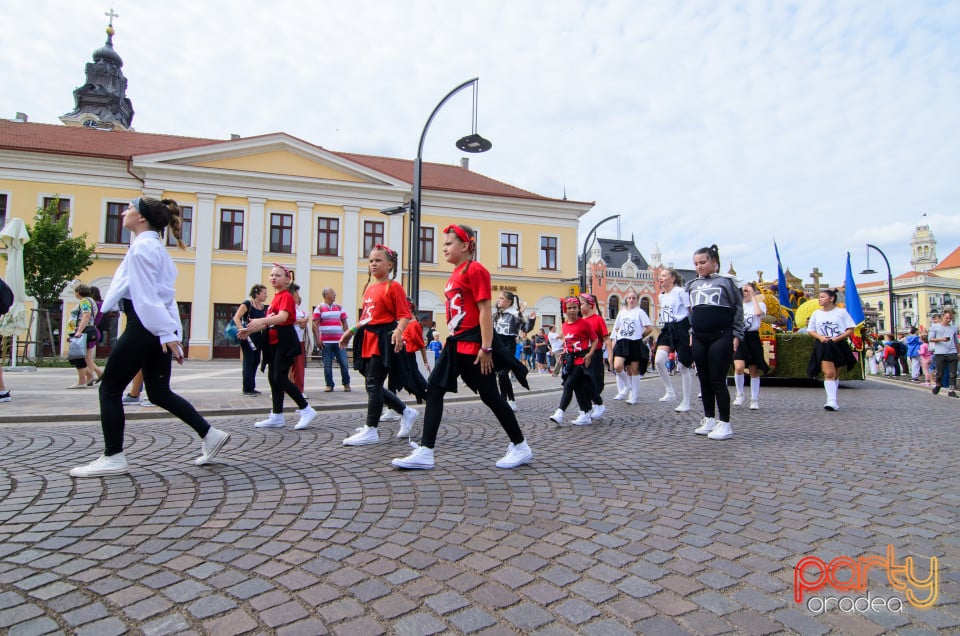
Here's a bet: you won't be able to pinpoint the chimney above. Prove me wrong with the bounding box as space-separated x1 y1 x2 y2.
460 157 469 170
230 133 241 140
14 112 28 122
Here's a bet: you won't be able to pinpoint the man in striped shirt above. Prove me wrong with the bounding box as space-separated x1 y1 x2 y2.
312 288 352 392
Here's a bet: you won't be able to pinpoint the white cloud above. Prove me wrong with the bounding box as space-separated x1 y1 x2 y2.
2 0 957 287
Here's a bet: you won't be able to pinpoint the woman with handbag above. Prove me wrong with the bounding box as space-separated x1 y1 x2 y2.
233 284 268 395
66 284 102 388
70 197 230 477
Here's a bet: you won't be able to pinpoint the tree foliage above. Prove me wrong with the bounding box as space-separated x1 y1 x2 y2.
22 199 97 307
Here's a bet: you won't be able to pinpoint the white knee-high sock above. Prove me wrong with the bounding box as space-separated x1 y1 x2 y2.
616 371 628 393
655 350 674 394
631 374 642 400
734 373 745 395
680 364 694 404
750 376 760 400
826 379 839 403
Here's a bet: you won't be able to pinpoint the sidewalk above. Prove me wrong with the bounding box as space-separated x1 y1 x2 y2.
0 360 565 424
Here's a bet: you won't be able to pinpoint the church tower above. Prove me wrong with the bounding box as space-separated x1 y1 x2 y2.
910 223 937 272
60 10 134 130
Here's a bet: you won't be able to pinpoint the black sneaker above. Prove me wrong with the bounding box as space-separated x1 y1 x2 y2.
0 391 11 403
933 386 941 395
243 390 261 396
950 391 959 398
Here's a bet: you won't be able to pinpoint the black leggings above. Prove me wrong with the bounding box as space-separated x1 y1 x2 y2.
691 330 734 422
496 369 515 402
585 353 605 404
363 355 406 428
268 344 307 414
420 352 524 449
559 366 594 413
99 307 209 456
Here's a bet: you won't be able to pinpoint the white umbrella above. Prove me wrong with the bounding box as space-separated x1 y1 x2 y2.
0 218 31 366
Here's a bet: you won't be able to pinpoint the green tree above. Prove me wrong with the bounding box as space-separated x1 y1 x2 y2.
23 198 97 307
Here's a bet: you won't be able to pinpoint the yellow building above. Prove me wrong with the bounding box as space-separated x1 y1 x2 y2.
0 119 593 358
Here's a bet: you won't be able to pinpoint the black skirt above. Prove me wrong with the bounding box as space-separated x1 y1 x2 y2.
806 339 857 379
734 330 770 375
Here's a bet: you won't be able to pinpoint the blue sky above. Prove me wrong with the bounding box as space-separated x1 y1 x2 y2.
3 0 958 287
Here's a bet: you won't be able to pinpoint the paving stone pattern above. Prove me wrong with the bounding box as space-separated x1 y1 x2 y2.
1 379 958 634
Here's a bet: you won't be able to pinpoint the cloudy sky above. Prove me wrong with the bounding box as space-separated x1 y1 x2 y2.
3 0 958 287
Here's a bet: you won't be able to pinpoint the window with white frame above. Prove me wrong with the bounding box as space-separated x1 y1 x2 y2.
219 209 244 250
104 202 130 244
540 235 558 270
269 212 294 253
316 217 339 256
167 206 193 247
500 232 519 268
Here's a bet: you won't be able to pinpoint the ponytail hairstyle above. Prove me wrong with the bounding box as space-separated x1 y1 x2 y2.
134 196 186 248
743 282 759 295
443 224 477 258
665 267 683 287
363 244 399 294
693 244 721 270
821 287 839 303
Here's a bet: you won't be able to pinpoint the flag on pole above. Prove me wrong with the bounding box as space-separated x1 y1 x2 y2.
774 241 793 329
844 252 865 325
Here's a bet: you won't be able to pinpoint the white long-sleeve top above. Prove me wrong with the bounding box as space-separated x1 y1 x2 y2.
101 231 181 344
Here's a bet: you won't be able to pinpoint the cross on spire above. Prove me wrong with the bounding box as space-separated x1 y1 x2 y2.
104 7 119 27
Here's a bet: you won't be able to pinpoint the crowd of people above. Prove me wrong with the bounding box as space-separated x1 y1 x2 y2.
47 196 956 478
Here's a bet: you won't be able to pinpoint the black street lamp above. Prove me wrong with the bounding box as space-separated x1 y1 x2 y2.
861 243 897 337
580 214 621 294
408 78 492 306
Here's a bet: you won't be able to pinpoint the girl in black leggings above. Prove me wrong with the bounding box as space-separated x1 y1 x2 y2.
684 245 744 441
70 197 230 477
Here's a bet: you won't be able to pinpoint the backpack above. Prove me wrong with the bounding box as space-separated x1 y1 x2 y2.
0 278 14 316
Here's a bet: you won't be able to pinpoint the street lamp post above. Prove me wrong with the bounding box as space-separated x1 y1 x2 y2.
861 243 897 337
580 215 620 294
409 78 492 306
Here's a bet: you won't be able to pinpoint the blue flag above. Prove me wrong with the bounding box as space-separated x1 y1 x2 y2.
844 252 865 325
775 241 793 329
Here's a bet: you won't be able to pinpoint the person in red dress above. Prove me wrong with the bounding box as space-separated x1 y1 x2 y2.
339 245 420 444
392 224 533 470
239 265 316 430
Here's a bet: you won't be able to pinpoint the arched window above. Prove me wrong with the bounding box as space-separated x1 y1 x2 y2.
640 297 651 316
608 295 620 319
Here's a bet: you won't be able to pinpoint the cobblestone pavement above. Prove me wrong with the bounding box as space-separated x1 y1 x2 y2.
0 373 958 635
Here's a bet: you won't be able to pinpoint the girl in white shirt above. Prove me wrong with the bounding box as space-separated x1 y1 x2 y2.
732 283 769 410
70 197 230 478
653 268 695 412
806 288 856 411
611 290 653 405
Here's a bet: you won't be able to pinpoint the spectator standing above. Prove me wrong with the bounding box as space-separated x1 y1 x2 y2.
427 332 443 363
313 288 352 392
233 284 267 395
905 327 922 382
928 308 958 397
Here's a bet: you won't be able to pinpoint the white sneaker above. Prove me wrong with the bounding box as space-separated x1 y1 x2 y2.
380 409 401 422
397 408 420 437
572 411 593 426
659 391 677 402
496 441 533 468
254 412 284 428
626 393 638 405
70 453 129 477
507 400 518 412
749 399 759 411
139 397 154 407
732 393 745 407
694 417 716 435
344 425 379 446
614 388 630 400
590 404 606 419
674 402 691 412
392 444 434 469
294 405 318 430
824 401 839 412
548 408 564 425
195 428 230 465
707 421 733 440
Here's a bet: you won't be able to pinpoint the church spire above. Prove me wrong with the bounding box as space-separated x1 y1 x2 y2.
60 8 135 130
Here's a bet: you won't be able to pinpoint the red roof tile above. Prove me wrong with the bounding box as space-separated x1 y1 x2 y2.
1 120 583 203
933 246 960 271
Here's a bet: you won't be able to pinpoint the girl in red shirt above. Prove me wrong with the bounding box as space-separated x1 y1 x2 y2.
339 245 419 444
392 224 532 470
549 297 600 426
239 264 316 430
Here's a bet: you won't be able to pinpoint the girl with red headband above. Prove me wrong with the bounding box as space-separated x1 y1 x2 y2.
548 296 600 426
339 245 420 444
239 264 317 430
392 224 533 470
578 293 612 417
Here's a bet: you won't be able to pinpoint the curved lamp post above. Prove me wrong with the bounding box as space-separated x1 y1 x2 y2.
580 215 621 294
861 243 896 337
409 78 492 306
